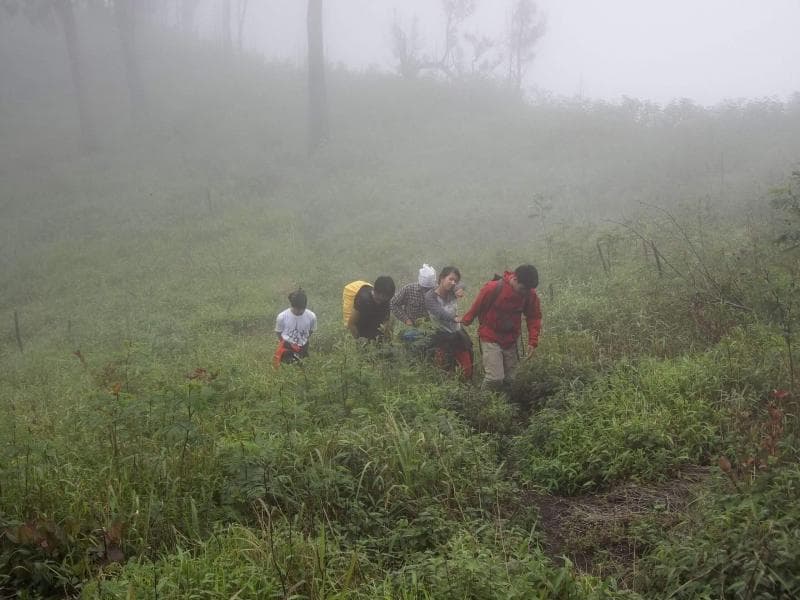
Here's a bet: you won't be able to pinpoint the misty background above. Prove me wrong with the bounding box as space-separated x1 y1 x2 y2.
2 0 800 350
3 5 800 596
233 0 800 104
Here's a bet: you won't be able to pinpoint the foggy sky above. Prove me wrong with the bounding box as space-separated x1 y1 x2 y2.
236 0 800 106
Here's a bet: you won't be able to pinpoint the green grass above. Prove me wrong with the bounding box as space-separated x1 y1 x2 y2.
2 13 800 598
638 462 800 599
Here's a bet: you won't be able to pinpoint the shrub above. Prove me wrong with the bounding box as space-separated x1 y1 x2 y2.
638 462 800 598
510 354 728 494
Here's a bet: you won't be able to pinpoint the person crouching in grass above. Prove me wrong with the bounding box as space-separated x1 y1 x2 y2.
273 289 317 368
425 266 473 380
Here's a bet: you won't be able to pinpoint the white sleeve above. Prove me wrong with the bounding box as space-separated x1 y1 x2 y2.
311 312 318 332
274 312 284 333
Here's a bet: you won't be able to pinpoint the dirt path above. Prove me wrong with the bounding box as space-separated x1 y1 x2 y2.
526 467 709 586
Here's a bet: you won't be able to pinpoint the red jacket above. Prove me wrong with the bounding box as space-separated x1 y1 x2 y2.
461 271 542 349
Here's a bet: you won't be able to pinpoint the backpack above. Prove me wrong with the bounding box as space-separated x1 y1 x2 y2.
482 275 531 316
342 280 371 326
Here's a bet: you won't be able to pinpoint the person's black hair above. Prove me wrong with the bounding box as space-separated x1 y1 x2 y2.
373 276 396 297
289 289 307 310
438 266 461 283
515 264 539 289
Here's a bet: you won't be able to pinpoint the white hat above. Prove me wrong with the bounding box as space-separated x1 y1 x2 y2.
418 263 436 288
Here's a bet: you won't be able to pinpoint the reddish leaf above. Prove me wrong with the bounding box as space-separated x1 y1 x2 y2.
718 455 732 473
105 544 124 564
16 523 44 545
105 520 125 545
73 349 87 367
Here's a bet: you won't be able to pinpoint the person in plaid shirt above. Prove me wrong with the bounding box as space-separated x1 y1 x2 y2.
390 264 437 326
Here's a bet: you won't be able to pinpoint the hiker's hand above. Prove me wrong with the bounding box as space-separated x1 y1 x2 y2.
455 288 465 299
454 316 461 323
405 319 413 326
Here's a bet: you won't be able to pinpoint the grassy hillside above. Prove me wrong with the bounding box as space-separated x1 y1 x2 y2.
1 11 799 599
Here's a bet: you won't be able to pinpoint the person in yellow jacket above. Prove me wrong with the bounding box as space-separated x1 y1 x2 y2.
347 276 395 341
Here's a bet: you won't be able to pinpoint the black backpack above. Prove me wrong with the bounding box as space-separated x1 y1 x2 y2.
482 275 531 316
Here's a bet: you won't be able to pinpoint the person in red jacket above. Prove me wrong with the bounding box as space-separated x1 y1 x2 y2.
461 265 542 390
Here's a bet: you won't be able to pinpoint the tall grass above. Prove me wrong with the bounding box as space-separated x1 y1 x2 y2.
1 14 799 598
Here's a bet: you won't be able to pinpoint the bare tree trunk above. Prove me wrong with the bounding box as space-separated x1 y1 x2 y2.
236 0 249 54
507 0 546 94
307 0 328 153
180 0 199 35
221 0 232 54
13 310 23 353
114 0 146 124
52 0 96 151
508 7 524 92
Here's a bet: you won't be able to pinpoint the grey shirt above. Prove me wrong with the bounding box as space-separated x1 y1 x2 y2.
425 288 461 333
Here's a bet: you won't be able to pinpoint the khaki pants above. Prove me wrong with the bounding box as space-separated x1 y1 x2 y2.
480 340 518 387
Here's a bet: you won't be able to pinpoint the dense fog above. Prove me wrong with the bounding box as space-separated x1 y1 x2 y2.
3 1 800 267
196 0 800 104
3 4 800 598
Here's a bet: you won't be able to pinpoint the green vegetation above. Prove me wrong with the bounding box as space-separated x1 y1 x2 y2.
639 462 800 599
2 13 800 599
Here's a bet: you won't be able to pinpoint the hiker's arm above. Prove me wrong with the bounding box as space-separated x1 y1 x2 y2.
382 316 394 338
461 284 491 326
390 287 411 324
275 314 284 342
525 291 543 349
347 309 361 338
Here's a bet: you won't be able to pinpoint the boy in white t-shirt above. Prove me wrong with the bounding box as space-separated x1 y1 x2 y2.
273 289 317 368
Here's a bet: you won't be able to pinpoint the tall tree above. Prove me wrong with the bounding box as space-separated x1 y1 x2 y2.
507 0 546 93
235 0 248 54
416 0 476 77
52 0 96 151
180 0 200 35
390 12 422 78
114 0 146 123
392 0 486 80
307 0 328 152
221 0 231 53
463 31 502 77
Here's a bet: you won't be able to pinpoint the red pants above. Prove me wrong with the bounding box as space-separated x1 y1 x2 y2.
273 341 307 369
434 348 473 380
